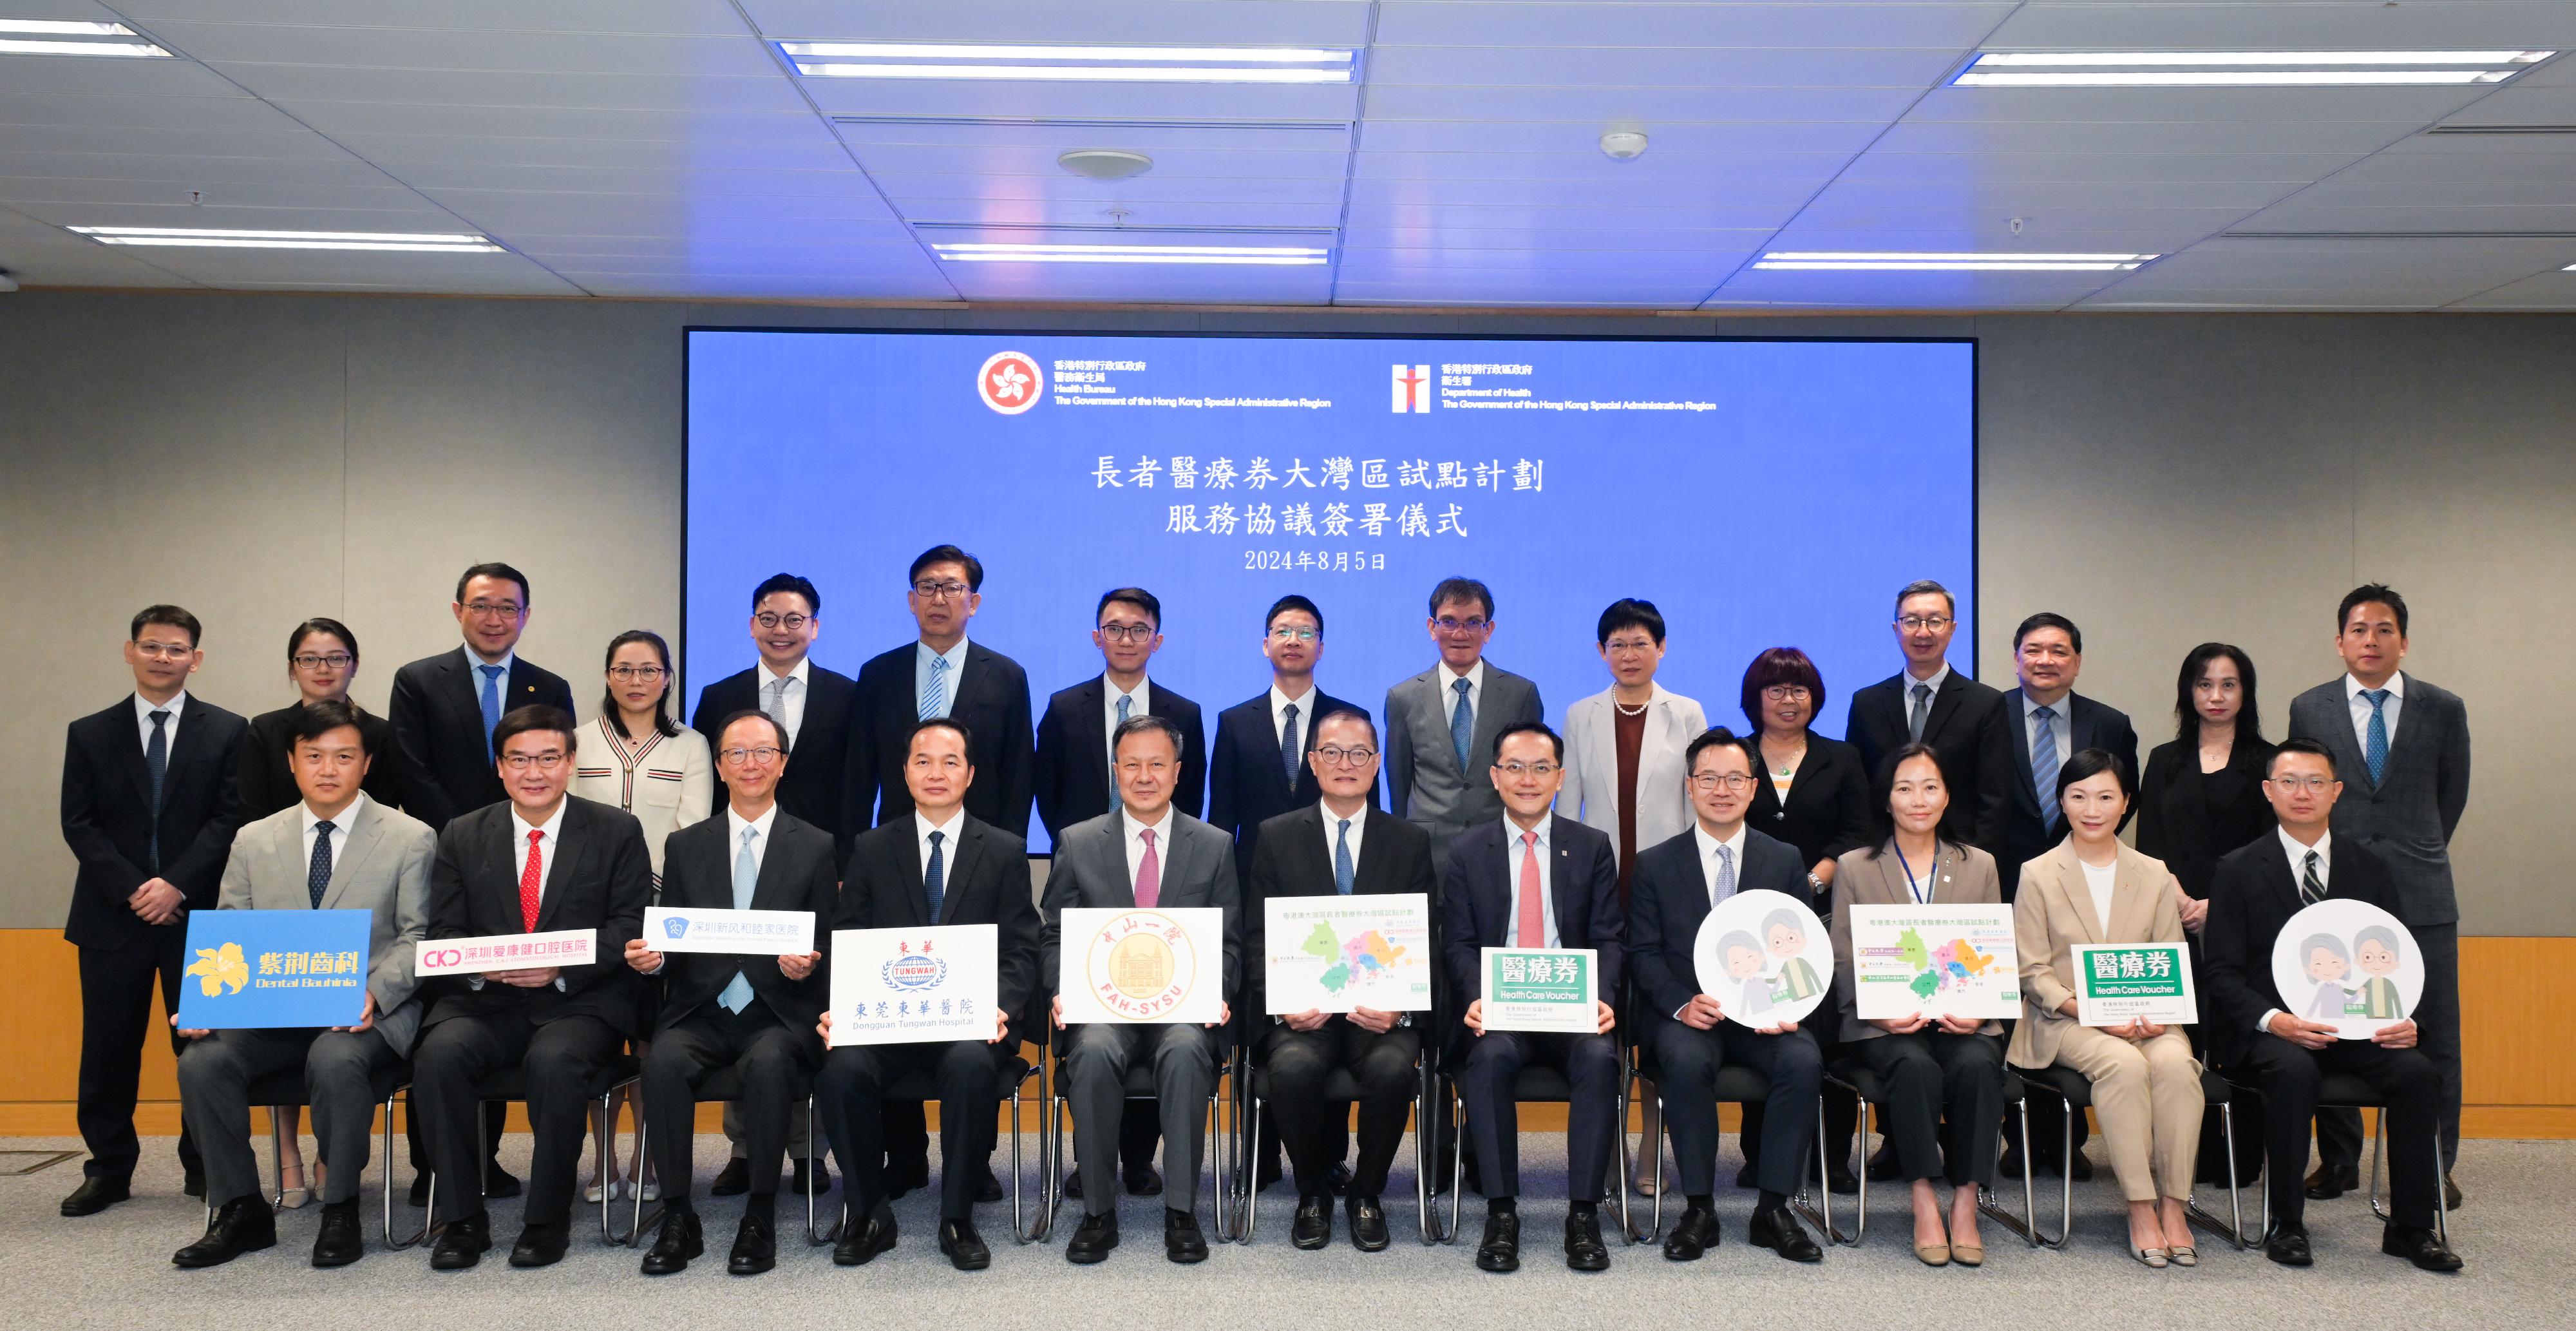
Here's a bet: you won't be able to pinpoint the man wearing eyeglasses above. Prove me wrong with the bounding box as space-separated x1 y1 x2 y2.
845 544 1035 845
415 705 651 1270
1387 577 1544 865
1844 579 2014 867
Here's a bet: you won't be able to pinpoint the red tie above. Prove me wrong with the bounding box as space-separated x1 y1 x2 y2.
1134 827 1161 910
1517 830 1544 948
519 830 544 932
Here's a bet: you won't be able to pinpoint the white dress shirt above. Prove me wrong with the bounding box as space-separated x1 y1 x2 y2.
1439 658 1487 740
1269 682 1317 756
461 644 517 676
2344 672 2405 756
914 638 970 719
1319 800 1368 877
728 800 781 881
1692 821 1748 908
298 791 366 886
482 798 569 990
2259 828 2335 1032
1502 813 1557 949
1104 675 1149 767
1121 805 1175 895
134 689 188 752
759 655 811 744
2020 689 2076 773
1899 663 1951 737
915 805 965 876
2078 856 2117 935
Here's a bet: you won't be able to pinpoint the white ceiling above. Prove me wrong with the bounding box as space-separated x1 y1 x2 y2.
3 0 2574 309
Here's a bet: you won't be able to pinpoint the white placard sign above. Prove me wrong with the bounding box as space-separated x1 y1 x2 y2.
1263 893 1434 1015
1694 889 1834 1028
1848 905 2020 1021
2070 943 2199 1026
1057 907 1226 1025
1478 948 1600 1034
2269 899 2425 1040
415 929 595 977
645 906 815 956
829 924 999 1047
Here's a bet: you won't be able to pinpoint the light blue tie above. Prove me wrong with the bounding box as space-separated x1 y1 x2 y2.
717 826 757 1013
1449 677 1474 770
477 665 506 764
2031 705 2061 832
2363 689 2391 785
1334 818 1355 895
919 655 949 721
1712 844 1736 906
1114 693 1133 780
1117 693 1133 727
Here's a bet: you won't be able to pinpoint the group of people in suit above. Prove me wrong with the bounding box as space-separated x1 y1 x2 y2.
58 554 2469 1278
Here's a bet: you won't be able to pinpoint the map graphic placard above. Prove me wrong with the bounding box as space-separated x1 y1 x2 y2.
174 910 373 1029
2071 943 2198 1026
1848 905 2020 1021
1694 888 1834 1028
1263 893 1433 1014
1058 907 1226 1025
2268 899 2424 1040
1479 948 1598 1034
829 924 998 1047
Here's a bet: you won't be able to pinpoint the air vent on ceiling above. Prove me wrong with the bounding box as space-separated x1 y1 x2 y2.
2221 229 2576 240
2425 123 2576 135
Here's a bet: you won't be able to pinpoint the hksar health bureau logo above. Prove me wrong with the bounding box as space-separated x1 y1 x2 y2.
977 350 1043 415
882 951 949 991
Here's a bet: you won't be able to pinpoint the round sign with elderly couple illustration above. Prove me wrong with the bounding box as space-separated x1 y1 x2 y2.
2269 899 2425 1040
1694 889 1834 1029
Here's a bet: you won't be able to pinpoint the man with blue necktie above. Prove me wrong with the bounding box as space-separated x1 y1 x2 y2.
1385 577 1544 867
2288 584 2471 1209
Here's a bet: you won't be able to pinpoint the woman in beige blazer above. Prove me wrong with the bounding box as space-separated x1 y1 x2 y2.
2008 748 2202 1267
1830 742 2007 1266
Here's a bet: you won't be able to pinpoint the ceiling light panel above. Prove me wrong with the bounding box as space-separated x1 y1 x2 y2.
1955 50 2555 88
72 225 502 253
0 17 170 57
929 241 1328 265
779 41 1353 82
1755 251 2157 272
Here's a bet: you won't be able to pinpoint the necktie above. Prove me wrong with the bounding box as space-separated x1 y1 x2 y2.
307 819 336 909
478 665 506 764
764 676 791 734
920 655 949 721
719 827 758 1013
1134 827 1161 910
1712 843 1737 906
1117 693 1133 727
518 829 544 932
1450 677 1475 770
2031 705 2061 832
145 709 170 870
1279 702 1301 783
2300 849 2326 906
1908 683 1933 742
2363 689 2391 785
1115 693 1133 774
1516 830 1544 948
923 828 947 922
1334 818 1355 895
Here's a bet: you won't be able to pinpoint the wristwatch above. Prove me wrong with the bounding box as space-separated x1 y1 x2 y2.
1806 871 1825 894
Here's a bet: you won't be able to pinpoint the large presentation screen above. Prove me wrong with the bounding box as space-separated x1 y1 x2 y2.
686 330 1975 850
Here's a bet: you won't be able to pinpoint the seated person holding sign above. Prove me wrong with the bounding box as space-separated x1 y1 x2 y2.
2007 749 2201 1268
173 699 436 1269
1442 722 1622 1274
1247 707 1437 1253
1043 714 1242 1265
627 711 836 1276
415 705 652 1270
819 717 1038 1271
2200 738 2460 1271
1630 727 1825 1265
1826 742 2007 1267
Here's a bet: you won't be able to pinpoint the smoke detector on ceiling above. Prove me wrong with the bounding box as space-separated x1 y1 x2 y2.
1057 149 1154 181
1599 130 1648 160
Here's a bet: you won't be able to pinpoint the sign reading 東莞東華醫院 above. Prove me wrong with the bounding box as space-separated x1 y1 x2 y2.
829 924 998 1047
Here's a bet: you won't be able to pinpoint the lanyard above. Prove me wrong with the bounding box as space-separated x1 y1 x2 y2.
1893 842 1935 905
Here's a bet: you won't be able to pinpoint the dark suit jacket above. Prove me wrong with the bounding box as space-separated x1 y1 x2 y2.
844 640 1035 845
422 796 652 1037
1844 667 2015 855
234 703 438 822
1244 804 1437 1017
2201 833 2407 1068
1627 826 1808 1024
388 649 575 828
1743 729 1871 902
2136 736 2277 899
840 812 1041 1035
1035 676 1207 841
2286 675 2471 928
1208 687 1377 880
1996 687 2140 894
691 662 857 843
1439 815 1622 1010
652 809 838 1033
60 694 249 950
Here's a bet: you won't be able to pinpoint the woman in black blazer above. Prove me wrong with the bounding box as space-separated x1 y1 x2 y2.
234 617 434 819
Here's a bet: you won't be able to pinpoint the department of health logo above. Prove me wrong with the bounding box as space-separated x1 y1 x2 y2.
977 350 1043 415
1390 363 1430 413
1082 910 1203 1020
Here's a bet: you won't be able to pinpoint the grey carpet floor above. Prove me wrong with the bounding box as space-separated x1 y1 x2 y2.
4 1133 2566 1331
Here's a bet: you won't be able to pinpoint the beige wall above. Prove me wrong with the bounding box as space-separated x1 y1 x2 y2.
2 294 2565 932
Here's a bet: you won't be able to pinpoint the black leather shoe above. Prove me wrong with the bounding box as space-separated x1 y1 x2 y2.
1748 1203 1823 1263
2383 1223 2463 1272
1830 1160 1863 1194
2305 1161 2358 1200
1327 1161 1353 1196
940 1218 992 1270
710 1158 750 1197
1866 1140 1899 1183
1164 1207 1208 1263
1291 1194 1331 1250
1063 1167 1086 1200
173 1196 277 1269
1124 1166 1164 1197
727 1214 777 1275
1734 1161 1759 1189
639 1209 704 1275
1996 1145 2025 1180
1255 1151 1284 1192
1564 1209 1610 1272
2445 1174 2464 1211
1662 1204 1721 1261
787 1158 832 1198
429 1213 491 1270
508 1220 569 1268
312 1199 365 1268
886 1156 931 1200
183 1169 206 1199
483 1163 520 1200
2067 1153 2096 1182
1347 1193 1390 1252
833 1202 897 1266
59 1176 130 1217
1475 1210 1521 1272
2264 1225 2313 1267
978 1167 1005 1204
1065 1209 1118 1264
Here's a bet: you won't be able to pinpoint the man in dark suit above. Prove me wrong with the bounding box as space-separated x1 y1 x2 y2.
1629 728 1825 1264
629 711 837 1277
1034 586 1206 1198
414 705 651 1270
819 717 1041 1272
1247 708 1437 1253
2201 738 2461 1271
1209 594 1375 881
2287 584 2472 1204
844 544 1036 843
59 604 248 1216
1386 577 1544 865
1443 722 1622 1274
1844 579 2014 858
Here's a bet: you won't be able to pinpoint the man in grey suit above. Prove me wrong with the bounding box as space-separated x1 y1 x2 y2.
2287 584 2471 1203
1385 577 1544 861
1043 714 1242 1265
173 700 433 1269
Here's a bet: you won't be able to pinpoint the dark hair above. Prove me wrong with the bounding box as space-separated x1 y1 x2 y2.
907 715 972 757
2172 642 2262 747
1893 579 1955 618
492 704 577 756
1740 647 1827 731
1863 741 1952 858
285 617 358 666
2268 736 2337 779
1312 705 1379 750
286 696 375 756
1265 593 1323 637
1684 725 1759 779
2052 747 2136 839
2013 611 2082 655
600 630 679 740
1428 576 1495 621
714 709 790 756
1112 713 1185 760
1097 586 1161 627
909 544 984 592
455 562 530 606
1493 720 1562 764
129 604 202 647
752 572 820 617
2338 583 2408 637
1595 597 1665 646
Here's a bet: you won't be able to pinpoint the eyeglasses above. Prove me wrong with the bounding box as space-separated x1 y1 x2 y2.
501 751 567 771
1315 745 1377 767
1097 623 1157 643
1689 772 1756 792
292 653 354 671
1494 761 1560 778
1269 626 1318 643
1760 685 1813 703
2266 775 2334 794
911 580 971 600
1602 637 1658 655
132 642 194 660
753 612 810 631
462 600 525 620
719 745 784 766
1434 616 1490 633
608 666 665 682
1895 615 1953 632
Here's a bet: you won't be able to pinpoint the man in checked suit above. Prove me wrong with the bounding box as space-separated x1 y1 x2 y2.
1844 579 2014 859
2287 584 2471 1206
1386 577 1544 865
